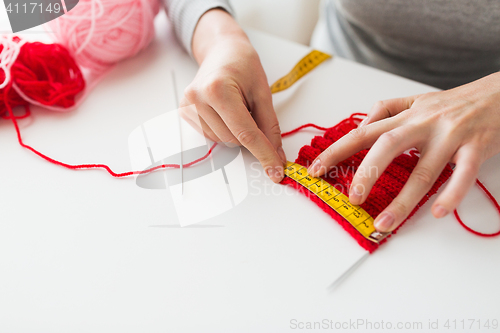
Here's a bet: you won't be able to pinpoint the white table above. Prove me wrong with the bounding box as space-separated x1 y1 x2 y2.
1 13 499 333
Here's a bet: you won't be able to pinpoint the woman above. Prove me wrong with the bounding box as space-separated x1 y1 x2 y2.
163 0 500 233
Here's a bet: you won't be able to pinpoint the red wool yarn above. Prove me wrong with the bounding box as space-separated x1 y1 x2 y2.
0 38 85 118
1 38 214 177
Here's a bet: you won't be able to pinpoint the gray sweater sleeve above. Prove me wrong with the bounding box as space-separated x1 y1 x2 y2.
162 0 235 56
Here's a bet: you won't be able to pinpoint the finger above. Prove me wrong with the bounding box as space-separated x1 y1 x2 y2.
195 103 241 147
431 145 482 218
359 95 421 127
183 88 241 146
208 90 285 183
373 143 456 232
180 106 220 142
180 97 221 142
348 125 422 205
250 89 287 163
308 116 400 177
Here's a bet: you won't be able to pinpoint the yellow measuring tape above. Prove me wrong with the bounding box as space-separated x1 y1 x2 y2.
284 162 390 243
270 50 332 94
269 50 389 244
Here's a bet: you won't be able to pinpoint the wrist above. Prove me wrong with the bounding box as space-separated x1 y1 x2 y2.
192 9 249 64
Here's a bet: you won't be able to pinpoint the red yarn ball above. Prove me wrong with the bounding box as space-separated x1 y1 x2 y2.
11 42 85 109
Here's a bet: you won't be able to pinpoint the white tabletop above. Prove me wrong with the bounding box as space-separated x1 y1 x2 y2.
1 13 500 333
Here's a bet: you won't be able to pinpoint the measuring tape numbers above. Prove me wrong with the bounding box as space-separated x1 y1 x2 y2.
267 49 388 244
283 161 390 244
270 50 332 94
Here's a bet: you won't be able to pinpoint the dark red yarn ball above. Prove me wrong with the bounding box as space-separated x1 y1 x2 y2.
0 40 85 117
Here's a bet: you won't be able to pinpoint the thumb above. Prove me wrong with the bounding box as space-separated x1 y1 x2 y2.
359 95 421 127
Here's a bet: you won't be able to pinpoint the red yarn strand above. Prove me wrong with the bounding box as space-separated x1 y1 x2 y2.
454 179 500 237
5 89 217 177
281 123 330 137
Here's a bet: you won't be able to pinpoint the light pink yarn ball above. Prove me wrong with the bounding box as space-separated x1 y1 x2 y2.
48 0 160 73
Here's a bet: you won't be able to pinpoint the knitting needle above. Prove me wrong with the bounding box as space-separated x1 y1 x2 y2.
327 251 369 291
171 70 183 194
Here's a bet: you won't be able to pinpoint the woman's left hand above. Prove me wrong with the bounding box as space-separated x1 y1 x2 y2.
307 72 500 233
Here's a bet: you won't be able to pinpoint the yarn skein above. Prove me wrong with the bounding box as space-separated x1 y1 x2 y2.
0 37 86 118
26 0 161 111
48 0 160 73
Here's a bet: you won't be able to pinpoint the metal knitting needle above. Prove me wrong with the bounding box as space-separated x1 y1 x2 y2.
171 70 183 194
327 251 369 291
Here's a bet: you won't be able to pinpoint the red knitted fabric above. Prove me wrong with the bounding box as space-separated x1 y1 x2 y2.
281 114 454 253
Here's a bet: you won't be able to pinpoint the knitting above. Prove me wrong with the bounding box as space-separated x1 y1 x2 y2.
280 113 500 252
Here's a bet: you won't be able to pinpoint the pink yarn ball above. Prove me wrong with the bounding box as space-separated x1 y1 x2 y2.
48 0 160 73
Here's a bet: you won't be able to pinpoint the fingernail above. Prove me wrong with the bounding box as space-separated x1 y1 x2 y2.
375 212 395 232
349 185 363 204
358 118 368 127
433 205 449 218
277 146 287 164
308 159 322 175
224 142 239 148
266 166 284 183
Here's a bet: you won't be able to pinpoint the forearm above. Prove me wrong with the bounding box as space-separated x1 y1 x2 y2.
192 9 250 64
162 0 234 56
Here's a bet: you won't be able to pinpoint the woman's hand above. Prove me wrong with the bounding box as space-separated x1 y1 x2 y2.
180 9 286 183
308 72 500 232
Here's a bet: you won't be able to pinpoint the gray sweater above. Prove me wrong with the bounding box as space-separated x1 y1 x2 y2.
162 0 234 56
164 0 500 89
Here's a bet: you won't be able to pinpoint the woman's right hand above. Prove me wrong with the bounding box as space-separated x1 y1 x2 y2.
180 9 286 183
